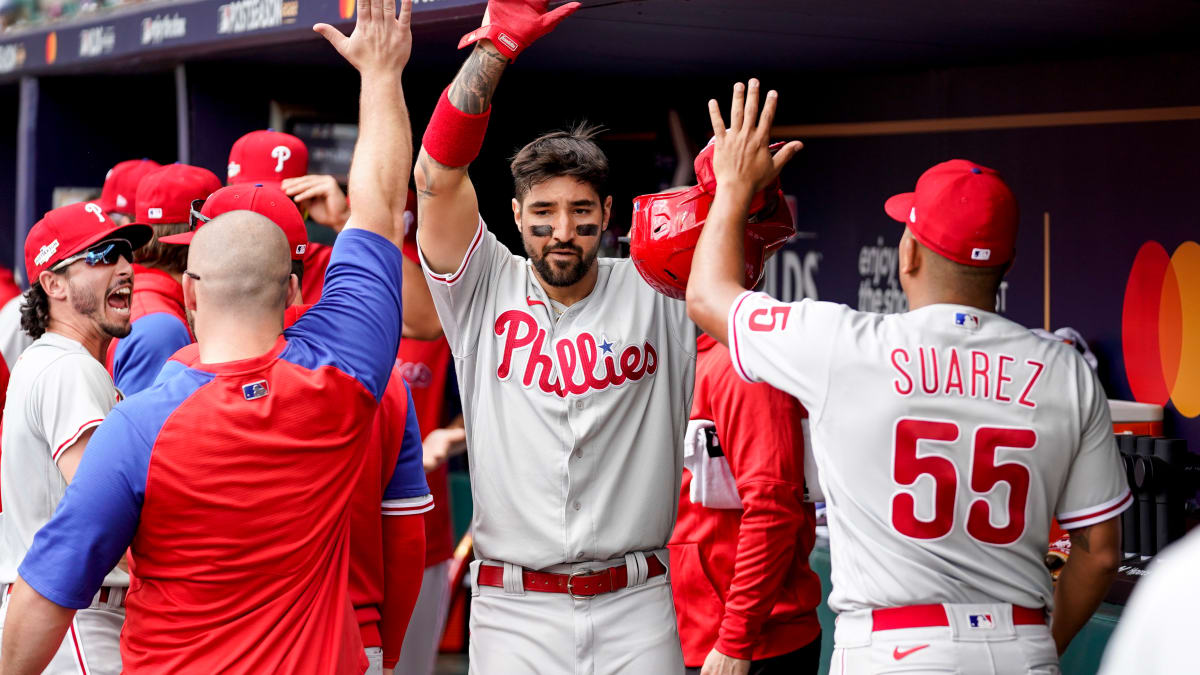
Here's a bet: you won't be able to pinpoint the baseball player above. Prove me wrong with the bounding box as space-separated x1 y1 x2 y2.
686 80 1129 674
227 129 335 302
0 202 153 674
157 183 432 675
667 331 822 675
414 1 697 672
0 0 414 670
104 163 222 395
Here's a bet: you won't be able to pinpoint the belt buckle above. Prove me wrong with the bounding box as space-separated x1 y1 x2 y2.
566 568 595 600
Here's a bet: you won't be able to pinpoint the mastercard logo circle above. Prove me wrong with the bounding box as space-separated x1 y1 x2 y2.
339 0 355 19
1122 240 1200 417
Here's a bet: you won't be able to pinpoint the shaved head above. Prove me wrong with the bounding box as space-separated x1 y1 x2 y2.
188 211 292 319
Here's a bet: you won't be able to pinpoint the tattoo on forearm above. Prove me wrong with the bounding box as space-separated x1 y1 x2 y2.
415 158 439 199
448 43 508 114
1070 526 1093 554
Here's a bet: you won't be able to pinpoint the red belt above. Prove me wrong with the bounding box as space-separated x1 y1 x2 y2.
97 587 125 607
872 604 1045 631
477 556 667 599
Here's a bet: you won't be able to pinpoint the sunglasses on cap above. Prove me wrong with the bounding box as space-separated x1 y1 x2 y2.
188 198 211 231
51 239 134 272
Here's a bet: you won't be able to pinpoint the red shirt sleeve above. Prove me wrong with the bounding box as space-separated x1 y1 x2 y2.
380 514 425 668
710 368 811 660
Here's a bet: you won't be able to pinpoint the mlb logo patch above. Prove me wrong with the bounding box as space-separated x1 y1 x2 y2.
242 380 269 401
968 614 994 629
954 312 981 331
971 247 992 261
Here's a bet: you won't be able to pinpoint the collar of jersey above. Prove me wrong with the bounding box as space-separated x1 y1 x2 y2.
190 335 287 375
131 264 184 300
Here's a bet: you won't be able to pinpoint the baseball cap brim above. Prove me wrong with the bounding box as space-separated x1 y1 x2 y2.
73 223 155 259
884 192 915 224
158 230 196 246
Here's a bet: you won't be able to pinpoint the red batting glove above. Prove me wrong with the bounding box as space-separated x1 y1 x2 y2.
694 137 787 213
458 0 582 61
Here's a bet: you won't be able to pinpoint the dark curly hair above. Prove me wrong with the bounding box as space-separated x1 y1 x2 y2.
510 122 609 203
19 283 52 339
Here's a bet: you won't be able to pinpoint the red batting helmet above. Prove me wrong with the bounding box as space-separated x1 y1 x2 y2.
629 184 794 300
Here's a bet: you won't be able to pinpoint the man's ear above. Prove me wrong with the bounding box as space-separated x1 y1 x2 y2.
182 273 199 312
512 197 522 233
898 230 920 277
602 195 612 230
286 274 301 307
38 270 68 301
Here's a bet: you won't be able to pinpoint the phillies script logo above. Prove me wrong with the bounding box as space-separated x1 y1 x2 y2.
495 310 657 397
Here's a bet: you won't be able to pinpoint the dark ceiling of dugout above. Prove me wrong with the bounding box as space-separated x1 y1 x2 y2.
225 0 1200 75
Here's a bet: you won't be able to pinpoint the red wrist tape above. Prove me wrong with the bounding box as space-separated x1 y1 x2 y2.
421 87 491 169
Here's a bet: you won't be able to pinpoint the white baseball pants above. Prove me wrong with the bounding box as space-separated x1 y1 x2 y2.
395 559 453 675
0 586 124 674
467 550 685 675
831 603 1060 675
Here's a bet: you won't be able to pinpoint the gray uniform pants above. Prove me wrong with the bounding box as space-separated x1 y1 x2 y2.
832 603 1060 675
467 551 685 675
396 560 453 675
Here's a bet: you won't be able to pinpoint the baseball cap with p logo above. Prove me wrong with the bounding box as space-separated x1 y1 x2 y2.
884 159 1018 267
226 130 309 188
24 202 153 285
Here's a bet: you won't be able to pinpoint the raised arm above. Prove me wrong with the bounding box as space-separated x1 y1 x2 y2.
316 0 414 246
686 79 802 344
415 0 579 274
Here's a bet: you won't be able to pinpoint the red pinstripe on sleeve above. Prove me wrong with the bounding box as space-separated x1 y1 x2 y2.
421 219 485 286
381 494 434 516
727 291 759 384
52 419 104 462
1057 489 1133 530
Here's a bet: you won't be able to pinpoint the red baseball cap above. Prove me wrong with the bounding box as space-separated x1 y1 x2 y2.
24 202 153 285
227 130 308 188
884 159 1018 267
134 164 223 226
160 184 309 261
98 158 161 216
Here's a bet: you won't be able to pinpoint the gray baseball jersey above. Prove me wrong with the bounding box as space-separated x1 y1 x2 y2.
726 293 1130 613
421 220 697 570
0 332 128 589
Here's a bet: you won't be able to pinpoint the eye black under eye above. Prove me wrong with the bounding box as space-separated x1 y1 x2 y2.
530 225 553 237
576 225 600 237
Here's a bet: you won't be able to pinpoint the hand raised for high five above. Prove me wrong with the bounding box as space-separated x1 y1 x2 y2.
706 79 803 195
315 0 413 75
459 0 581 61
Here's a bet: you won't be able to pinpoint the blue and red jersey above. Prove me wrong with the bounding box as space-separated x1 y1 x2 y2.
163 303 433 658
20 229 404 674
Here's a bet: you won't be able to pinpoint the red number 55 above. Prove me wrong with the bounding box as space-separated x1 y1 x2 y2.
891 418 1036 545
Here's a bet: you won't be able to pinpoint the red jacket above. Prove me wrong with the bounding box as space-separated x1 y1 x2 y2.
668 335 821 665
397 336 457 567
302 243 333 302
